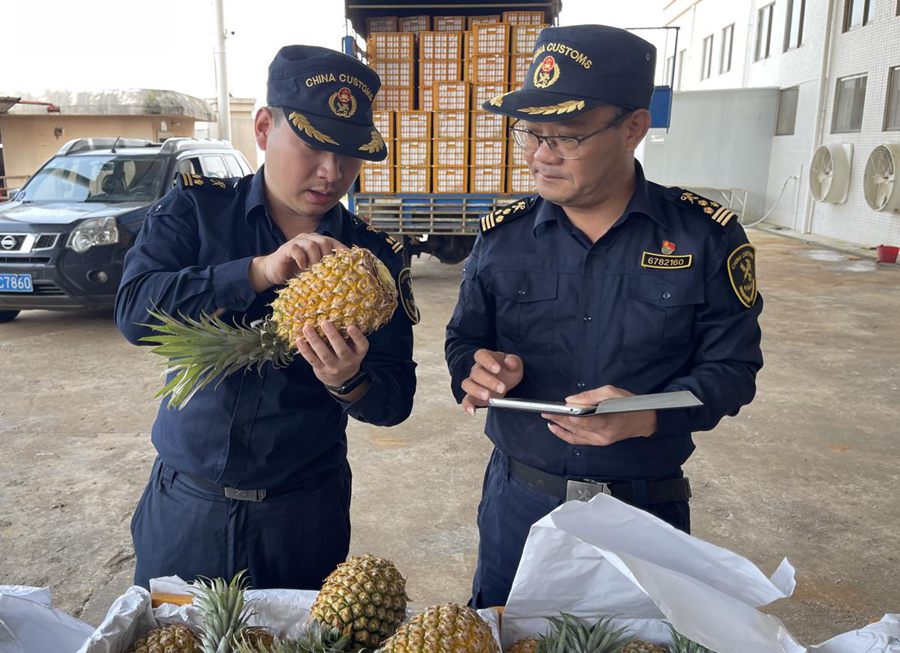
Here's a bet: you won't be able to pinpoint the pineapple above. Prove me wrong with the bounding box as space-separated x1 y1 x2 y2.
376 603 499 653
668 628 716 653
235 621 349 653
194 571 261 653
506 638 540 653
126 623 200 653
536 613 630 653
142 246 398 409
622 642 669 653
309 554 408 651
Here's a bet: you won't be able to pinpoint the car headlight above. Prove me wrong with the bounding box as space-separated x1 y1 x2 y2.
66 217 119 253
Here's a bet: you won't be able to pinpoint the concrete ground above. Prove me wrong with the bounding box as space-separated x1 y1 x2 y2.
0 229 898 647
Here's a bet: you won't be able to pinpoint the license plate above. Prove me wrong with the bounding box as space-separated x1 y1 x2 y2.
0 273 33 293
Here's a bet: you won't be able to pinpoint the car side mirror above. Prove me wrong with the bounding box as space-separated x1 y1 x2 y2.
5 188 21 201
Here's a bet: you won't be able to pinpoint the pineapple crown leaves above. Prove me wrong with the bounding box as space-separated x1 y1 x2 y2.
666 625 717 653
194 571 258 653
536 613 632 653
139 309 294 410
234 622 350 653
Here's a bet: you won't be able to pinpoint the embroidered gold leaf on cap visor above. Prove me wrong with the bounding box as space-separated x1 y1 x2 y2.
489 91 515 107
517 99 586 116
288 112 339 145
358 130 385 154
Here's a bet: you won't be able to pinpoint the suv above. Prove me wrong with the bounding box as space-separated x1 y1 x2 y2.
0 137 253 322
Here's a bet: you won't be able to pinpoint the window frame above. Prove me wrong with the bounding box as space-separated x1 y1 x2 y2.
755 3 774 62
776 86 800 135
783 0 805 51
676 48 686 90
842 0 871 31
831 73 868 134
701 34 714 80
720 23 735 74
884 66 900 131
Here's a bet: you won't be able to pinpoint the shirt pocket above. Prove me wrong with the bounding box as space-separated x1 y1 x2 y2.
491 270 559 344
622 273 705 361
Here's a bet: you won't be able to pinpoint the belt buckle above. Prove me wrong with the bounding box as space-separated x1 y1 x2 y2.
224 487 266 502
566 479 612 502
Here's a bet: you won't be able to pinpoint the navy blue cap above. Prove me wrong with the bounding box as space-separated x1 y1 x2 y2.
267 45 387 161
484 25 656 122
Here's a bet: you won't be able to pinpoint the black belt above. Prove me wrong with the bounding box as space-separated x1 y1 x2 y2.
508 457 691 504
180 472 269 502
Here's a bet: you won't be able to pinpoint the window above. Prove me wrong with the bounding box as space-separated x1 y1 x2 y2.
224 156 245 177
784 0 805 50
776 86 800 135
832 74 867 133
755 4 774 61
885 66 900 131
720 24 734 73
701 34 714 80
843 0 870 31
665 54 675 86
200 155 228 178
676 49 686 90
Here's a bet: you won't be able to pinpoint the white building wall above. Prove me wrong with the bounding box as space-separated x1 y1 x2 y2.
657 0 900 247
812 1 900 245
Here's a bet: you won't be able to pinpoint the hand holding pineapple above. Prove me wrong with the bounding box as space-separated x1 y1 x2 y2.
460 349 525 415
250 234 348 292
295 321 369 395
142 246 398 409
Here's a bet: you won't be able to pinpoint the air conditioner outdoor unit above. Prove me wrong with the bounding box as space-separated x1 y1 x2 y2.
809 143 853 204
863 144 900 212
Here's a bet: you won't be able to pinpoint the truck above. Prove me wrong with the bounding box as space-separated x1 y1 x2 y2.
342 0 562 265
341 2 675 265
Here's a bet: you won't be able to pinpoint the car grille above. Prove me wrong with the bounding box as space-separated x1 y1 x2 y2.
0 233 61 252
34 234 58 249
32 281 66 296
0 234 27 252
0 256 52 264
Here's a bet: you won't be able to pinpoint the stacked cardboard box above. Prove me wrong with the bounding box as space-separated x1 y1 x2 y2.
360 11 545 195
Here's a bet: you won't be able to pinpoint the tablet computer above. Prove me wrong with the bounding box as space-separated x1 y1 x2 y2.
488 391 702 415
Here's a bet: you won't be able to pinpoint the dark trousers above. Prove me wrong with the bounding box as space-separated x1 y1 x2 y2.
131 458 351 589
470 449 690 609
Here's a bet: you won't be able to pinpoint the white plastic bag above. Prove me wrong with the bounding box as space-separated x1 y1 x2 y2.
502 494 804 653
0 589 93 653
809 615 900 653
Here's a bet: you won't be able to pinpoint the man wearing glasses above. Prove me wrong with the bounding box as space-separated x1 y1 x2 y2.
445 25 763 609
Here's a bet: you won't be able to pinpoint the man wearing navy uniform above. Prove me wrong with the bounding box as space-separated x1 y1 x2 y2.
116 45 418 589
445 25 763 609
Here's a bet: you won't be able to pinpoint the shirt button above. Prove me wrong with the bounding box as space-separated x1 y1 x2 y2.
576 381 586 389
583 315 592 322
662 291 672 300
572 448 581 456
517 289 527 296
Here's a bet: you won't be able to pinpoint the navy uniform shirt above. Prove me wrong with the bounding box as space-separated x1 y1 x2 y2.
116 168 416 489
445 162 762 480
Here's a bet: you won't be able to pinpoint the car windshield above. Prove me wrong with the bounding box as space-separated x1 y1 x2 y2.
18 154 167 203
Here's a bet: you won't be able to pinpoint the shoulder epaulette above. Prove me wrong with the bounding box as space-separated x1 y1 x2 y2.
363 222 404 256
176 173 232 192
669 187 738 227
480 197 536 234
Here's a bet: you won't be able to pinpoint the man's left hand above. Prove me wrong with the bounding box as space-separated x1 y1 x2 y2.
296 321 368 388
541 385 658 446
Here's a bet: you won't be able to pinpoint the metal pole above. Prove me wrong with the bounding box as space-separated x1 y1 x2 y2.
214 0 231 142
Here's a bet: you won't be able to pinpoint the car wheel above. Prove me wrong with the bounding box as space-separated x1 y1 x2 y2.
0 310 20 323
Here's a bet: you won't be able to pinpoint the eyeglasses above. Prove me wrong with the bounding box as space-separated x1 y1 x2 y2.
509 111 632 160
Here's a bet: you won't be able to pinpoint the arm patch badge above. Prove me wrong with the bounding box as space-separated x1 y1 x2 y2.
727 244 757 308
397 267 420 325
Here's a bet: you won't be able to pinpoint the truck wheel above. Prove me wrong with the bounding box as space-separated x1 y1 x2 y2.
0 310 20 323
